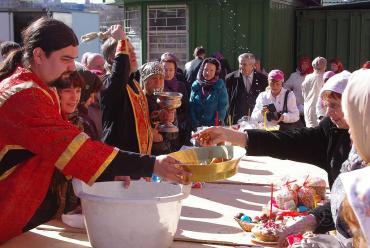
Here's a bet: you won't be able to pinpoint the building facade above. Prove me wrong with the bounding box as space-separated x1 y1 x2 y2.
120 0 320 73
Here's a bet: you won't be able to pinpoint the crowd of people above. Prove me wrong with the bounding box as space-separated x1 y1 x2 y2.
0 17 370 247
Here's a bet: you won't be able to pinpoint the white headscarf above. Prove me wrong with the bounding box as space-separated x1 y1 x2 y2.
320 70 351 97
340 166 370 246
342 69 370 163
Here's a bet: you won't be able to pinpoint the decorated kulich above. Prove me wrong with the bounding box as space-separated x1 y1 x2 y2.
169 146 246 182
251 221 285 243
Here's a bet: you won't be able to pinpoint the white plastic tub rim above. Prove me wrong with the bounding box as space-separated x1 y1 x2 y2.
72 179 191 204
72 180 191 248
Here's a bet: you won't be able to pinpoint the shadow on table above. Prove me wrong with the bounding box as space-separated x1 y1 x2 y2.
237 167 273 176
2 231 88 248
59 231 89 243
190 184 270 211
177 218 241 234
181 206 223 219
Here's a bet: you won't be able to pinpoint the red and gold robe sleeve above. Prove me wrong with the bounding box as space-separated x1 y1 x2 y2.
1 84 118 184
0 68 154 244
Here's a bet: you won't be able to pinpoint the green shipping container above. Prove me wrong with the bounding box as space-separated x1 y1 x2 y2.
121 0 302 74
297 7 370 71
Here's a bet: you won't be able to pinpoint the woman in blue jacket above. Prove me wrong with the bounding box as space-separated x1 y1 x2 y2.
189 58 229 129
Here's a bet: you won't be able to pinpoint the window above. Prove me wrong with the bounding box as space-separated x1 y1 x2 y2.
125 6 142 66
147 5 188 69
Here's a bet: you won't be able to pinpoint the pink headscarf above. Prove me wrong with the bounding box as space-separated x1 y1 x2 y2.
268 69 284 82
323 71 335 82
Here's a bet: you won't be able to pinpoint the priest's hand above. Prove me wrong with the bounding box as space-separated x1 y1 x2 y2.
109 24 126 41
153 155 191 185
114 176 131 189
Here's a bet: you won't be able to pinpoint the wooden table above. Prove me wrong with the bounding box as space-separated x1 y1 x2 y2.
0 156 328 248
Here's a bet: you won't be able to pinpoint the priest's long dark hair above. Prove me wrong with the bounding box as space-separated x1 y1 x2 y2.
0 17 79 81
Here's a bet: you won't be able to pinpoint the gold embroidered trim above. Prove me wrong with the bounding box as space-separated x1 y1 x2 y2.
87 147 119 186
0 80 54 107
55 132 89 171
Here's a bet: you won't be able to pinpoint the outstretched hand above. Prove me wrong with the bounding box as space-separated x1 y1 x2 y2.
192 126 247 147
192 126 227 146
109 24 126 41
153 155 191 185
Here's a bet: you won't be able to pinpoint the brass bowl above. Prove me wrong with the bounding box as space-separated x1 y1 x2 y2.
169 146 246 182
154 92 183 109
157 98 182 109
154 91 183 100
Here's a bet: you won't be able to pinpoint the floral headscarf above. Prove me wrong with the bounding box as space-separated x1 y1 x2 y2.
342 69 370 163
196 57 221 86
340 166 370 247
140 61 164 84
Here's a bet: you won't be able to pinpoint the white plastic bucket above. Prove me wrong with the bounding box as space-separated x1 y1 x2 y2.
73 180 191 248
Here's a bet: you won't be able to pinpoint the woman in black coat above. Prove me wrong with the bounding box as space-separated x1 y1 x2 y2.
193 72 355 246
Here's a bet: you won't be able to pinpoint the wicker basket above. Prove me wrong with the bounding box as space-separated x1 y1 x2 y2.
234 217 256 232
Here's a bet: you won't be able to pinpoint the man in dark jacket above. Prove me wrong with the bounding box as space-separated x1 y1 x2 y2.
184 46 206 93
226 53 268 124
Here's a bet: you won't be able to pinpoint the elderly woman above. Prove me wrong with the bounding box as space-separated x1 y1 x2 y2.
194 71 351 186
141 61 178 155
284 57 313 117
341 167 370 248
193 70 366 247
339 69 370 248
251 69 301 130
337 69 370 247
189 57 228 129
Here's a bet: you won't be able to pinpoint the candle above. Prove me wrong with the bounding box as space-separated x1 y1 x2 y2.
215 111 219 126
270 183 273 220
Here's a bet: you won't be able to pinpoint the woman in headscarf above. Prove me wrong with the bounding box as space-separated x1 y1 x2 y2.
193 70 364 247
284 56 313 118
339 69 370 247
341 167 370 248
251 69 301 130
316 70 344 122
189 57 228 129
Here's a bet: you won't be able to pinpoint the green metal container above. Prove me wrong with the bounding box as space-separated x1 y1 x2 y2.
297 8 370 71
121 0 300 73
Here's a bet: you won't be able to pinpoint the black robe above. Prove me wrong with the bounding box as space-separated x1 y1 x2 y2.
101 54 141 154
247 117 351 188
